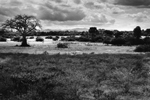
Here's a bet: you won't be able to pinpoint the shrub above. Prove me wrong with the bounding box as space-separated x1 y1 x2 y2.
67 37 76 41
29 36 34 39
76 36 90 42
45 36 52 39
92 36 103 42
103 36 112 45
52 36 59 41
61 37 67 41
134 45 150 52
0 36 6 42
57 43 68 48
36 37 44 42
142 37 150 44
110 38 126 46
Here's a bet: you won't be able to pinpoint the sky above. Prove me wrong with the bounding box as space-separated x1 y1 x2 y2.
0 0 150 31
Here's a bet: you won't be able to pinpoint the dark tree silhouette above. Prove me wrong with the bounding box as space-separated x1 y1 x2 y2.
2 15 41 46
88 27 99 41
133 26 141 40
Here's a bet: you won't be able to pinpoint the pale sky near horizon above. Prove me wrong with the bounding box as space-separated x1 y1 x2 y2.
0 0 150 31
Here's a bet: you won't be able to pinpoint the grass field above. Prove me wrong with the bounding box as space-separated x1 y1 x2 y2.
0 53 150 100
0 39 138 54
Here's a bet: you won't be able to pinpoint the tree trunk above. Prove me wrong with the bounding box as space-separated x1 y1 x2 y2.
21 35 30 47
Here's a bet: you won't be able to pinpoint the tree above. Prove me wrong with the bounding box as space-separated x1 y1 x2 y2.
2 15 41 46
88 27 99 41
0 29 5 37
133 26 141 40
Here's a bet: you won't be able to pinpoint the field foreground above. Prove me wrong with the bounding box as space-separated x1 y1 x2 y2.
0 53 150 100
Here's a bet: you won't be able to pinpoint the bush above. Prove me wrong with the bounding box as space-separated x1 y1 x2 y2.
36 37 44 42
103 36 112 45
142 37 150 44
76 36 90 42
134 45 150 52
57 43 68 48
61 37 67 41
45 36 52 39
0 36 6 42
29 36 34 39
110 38 126 46
52 36 59 41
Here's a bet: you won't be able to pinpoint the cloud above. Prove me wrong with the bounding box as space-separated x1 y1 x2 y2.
54 0 62 3
38 5 86 21
84 14 115 25
9 0 23 6
73 0 81 4
84 1 104 9
114 0 150 7
111 7 125 14
0 6 21 17
0 14 8 22
128 12 148 22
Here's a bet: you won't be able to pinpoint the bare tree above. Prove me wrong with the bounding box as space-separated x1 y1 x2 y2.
2 14 41 46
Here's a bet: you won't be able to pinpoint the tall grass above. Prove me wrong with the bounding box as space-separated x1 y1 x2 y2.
0 53 149 100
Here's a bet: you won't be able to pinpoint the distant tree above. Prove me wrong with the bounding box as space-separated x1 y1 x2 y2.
0 29 5 36
88 27 99 41
104 30 114 37
2 14 41 46
145 29 150 36
133 26 142 40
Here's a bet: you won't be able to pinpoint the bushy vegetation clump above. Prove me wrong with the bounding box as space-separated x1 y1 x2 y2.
57 43 68 48
36 37 44 42
45 36 52 39
0 53 150 100
29 36 34 39
134 45 150 52
0 36 6 42
52 36 59 41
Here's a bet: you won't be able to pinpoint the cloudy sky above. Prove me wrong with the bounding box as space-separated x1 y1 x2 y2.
0 0 150 31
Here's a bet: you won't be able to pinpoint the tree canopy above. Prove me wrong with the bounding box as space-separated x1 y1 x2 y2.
2 14 41 46
133 26 141 40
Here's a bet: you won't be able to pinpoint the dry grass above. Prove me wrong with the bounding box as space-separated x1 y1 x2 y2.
0 40 138 54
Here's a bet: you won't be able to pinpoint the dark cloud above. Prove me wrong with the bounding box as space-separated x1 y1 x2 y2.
115 0 150 7
74 0 81 4
38 5 86 21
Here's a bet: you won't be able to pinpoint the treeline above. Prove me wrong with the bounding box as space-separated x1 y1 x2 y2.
0 29 84 37
36 31 83 36
1 26 150 46
61 26 150 46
